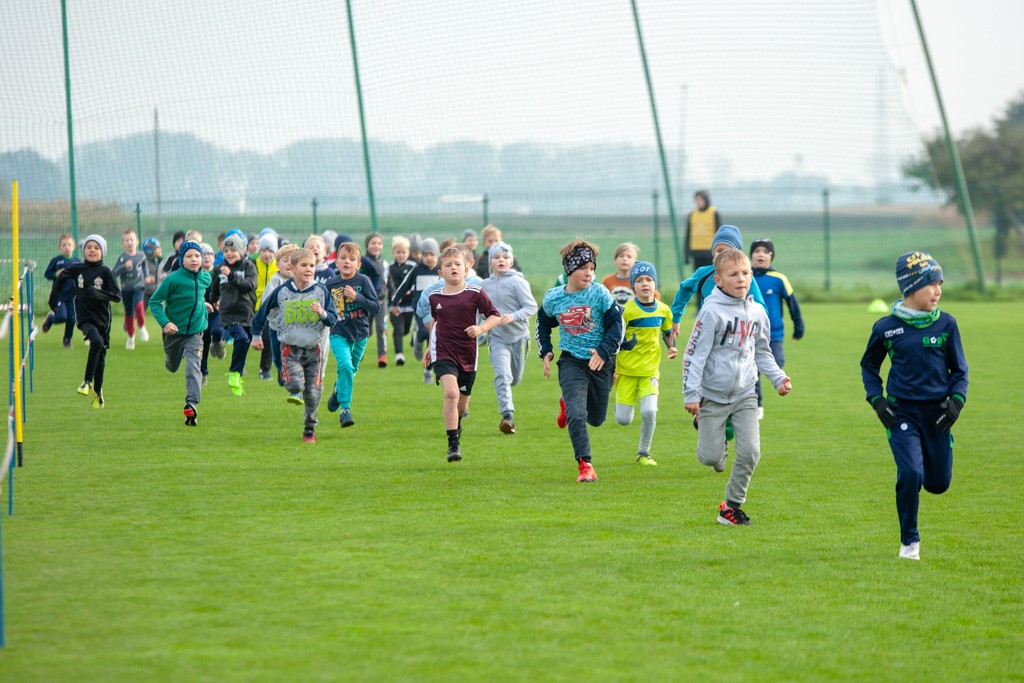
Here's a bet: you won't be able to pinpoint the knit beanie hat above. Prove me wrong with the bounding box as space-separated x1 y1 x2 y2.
750 237 775 259
488 241 513 261
81 234 107 257
629 261 658 289
364 232 383 250
335 234 353 251
711 225 743 252
259 227 277 239
419 238 440 256
172 230 187 245
895 251 943 297
257 234 278 252
222 234 247 255
408 233 422 252
178 240 203 265
321 230 338 251
463 228 478 240
201 242 215 256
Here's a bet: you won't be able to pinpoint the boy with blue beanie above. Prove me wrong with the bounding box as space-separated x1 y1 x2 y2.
669 225 766 345
860 251 968 561
149 241 211 426
614 261 676 466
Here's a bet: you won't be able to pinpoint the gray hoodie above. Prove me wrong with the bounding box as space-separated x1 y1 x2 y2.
481 269 538 344
682 286 785 404
251 279 338 349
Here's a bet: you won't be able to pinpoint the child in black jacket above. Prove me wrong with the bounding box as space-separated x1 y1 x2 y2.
48 234 121 407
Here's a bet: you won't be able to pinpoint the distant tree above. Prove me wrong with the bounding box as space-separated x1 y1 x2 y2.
904 91 1024 255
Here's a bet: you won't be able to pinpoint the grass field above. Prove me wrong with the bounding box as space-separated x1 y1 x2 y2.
1 301 1022 681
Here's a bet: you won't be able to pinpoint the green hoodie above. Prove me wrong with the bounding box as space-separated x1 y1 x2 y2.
149 266 212 336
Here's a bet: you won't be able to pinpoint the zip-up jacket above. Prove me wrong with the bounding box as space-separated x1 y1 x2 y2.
481 269 538 344
149 267 211 336
752 267 805 341
388 260 417 311
49 260 121 333
254 257 279 310
218 257 258 326
45 254 80 300
682 286 785 404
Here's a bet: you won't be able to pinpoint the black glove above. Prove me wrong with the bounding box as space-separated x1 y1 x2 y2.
935 396 964 432
871 396 897 429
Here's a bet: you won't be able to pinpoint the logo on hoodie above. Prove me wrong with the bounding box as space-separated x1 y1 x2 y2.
719 317 760 347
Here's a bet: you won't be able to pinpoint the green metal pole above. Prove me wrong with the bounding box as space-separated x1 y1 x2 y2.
482 193 489 227
630 0 682 282
823 187 831 292
60 0 79 243
345 0 378 233
909 0 985 291
312 197 319 234
652 189 661 279
135 203 142 240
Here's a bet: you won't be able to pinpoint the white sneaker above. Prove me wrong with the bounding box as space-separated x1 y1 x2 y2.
899 542 920 560
137 325 149 342
758 406 764 420
126 335 136 350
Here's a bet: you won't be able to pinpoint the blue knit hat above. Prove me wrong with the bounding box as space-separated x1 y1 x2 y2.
895 251 943 296
488 241 513 261
629 261 657 289
711 225 743 252
177 240 203 265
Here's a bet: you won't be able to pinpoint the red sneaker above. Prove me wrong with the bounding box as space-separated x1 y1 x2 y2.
377 354 387 368
717 500 751 525
303 429 317 444
577 459 597 483
557 396 568 429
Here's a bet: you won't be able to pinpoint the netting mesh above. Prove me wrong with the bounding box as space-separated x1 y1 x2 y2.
0 0 1004 301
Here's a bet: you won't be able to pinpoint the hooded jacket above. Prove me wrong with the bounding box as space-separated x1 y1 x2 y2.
218 256 258 325
149 266 212 336
682 286 785 404
49 260 122 334
481 269 538 344
251 279 338 349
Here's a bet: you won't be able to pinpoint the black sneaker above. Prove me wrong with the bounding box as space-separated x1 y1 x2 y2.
327 391 340 412
718 501 751 526
183 403 198 427
41 312 54 333
259 370 272 380
447 443 462 463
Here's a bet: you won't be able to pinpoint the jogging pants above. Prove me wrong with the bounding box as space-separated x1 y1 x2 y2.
224 323 251 374
282 343 324 430
329 335 367 409
164 332 203 406
489 337 528 417
557 352 614 462
696 394 760 506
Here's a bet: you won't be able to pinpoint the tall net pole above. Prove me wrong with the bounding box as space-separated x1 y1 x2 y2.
60 0 79 243
345 0 378 233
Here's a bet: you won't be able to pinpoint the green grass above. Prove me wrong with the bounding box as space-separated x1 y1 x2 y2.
1 302 1022 681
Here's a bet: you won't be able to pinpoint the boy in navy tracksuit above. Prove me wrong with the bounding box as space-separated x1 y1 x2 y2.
750 237 805 419
860 252 968 561
42 233 81 348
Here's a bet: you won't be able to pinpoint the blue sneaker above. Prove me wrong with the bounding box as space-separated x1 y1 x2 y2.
339 408 354 428
327 391 340 412
286 393 303 405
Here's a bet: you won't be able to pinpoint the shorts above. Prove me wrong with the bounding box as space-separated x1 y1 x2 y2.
432 359 476 396
615 374 660 406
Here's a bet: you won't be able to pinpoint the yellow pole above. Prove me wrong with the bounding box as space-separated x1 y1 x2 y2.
11 181 23 460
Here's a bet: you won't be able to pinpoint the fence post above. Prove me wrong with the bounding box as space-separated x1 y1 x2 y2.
993 186 1004 286
312 197 319 234
482 193 489 227
652 189 661 280
823 187 831 292
135 203 142 241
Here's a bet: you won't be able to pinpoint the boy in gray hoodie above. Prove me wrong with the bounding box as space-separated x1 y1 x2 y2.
683 249 792 526
481 242 538 434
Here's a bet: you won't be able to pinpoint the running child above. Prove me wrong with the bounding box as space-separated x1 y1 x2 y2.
536 238 628 483
364 232 390 367
254 232 280 380
218 232 258 396
480 241 538 434
424 246 501 462
251 248 338 442
614 261 676 466
387 235 416 366
860 252 968 560
148 240 211 426
683 248 791 525
324 241 379 427
112 229 150 349
199 243 222 384
261 243 299 390
47 234 121 407
41 233 81 348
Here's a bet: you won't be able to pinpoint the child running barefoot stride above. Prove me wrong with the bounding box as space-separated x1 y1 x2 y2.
48 234 121 408
860 252 968 561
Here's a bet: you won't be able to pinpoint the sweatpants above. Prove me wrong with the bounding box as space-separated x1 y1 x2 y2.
390 311 413 355
269 328 283 382
329 335 367 409
696 394 760 506
369 299 387 359
51 294 77 344
79 322 109 393
163 332 203 406
887 399 954 545
557 352 615 462
282 343 324 430
224 323 251 374
755 339 785 406
200 311 223 377
122 289 146 336
489 337 528 418
259 326 272 373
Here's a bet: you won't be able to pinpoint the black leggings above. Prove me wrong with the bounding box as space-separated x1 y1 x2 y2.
80 322 109 392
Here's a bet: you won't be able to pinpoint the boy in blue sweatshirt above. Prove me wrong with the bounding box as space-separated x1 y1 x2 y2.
42 233 81 348
536 238 629 484
252 247 339 442
324 241 379 428
860 252 968 561
750 237 804 419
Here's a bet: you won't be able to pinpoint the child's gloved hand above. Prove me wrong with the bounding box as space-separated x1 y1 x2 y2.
871 396 897 429
935 396 963 432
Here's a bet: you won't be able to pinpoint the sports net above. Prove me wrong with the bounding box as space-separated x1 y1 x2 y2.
0 0 1011 304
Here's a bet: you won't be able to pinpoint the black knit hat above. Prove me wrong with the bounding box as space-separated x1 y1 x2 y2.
750 237 775 259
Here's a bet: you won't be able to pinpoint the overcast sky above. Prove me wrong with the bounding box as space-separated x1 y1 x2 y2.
1 1 1021 185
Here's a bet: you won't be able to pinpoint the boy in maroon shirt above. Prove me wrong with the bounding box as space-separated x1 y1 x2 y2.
424 246 501 463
